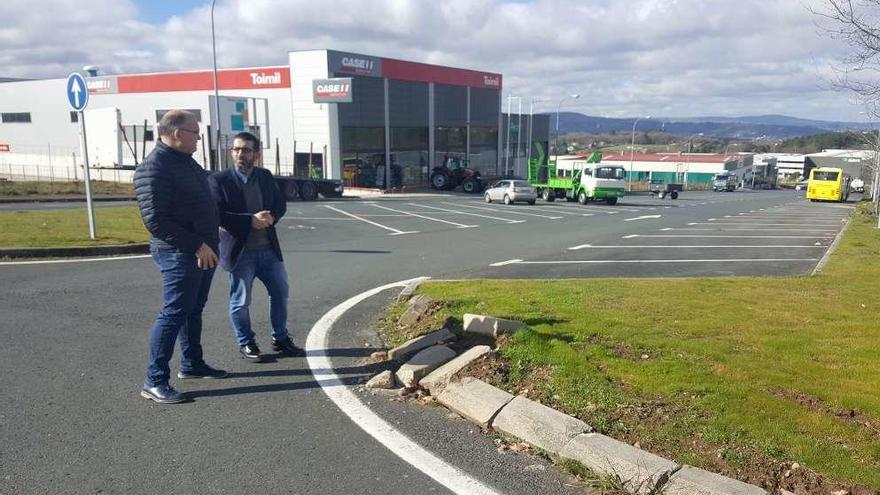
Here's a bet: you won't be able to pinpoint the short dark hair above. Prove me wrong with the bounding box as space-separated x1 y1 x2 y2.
233 131 260 151
157 110 195 137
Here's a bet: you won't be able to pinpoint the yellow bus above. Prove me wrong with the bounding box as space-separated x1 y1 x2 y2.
806 167 851 202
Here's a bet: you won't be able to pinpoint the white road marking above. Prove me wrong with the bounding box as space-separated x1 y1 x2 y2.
689 222 841 227
623 234 830 239
0 254 151 266
624 215 661 222
663 227 836 233
489 259 523 266
306 277 503 495
567 244 825 250
370 203 477 228
443 202 562 220
409 203 526 224
490 258 817 266
323 205 418 235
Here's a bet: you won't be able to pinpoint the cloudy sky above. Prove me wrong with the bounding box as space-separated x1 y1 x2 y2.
0 0 870 122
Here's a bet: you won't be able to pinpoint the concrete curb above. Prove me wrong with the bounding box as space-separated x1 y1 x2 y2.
0 242 149 259
811 214 852 276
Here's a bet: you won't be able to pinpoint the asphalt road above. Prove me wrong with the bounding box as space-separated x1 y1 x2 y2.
0 189 854 494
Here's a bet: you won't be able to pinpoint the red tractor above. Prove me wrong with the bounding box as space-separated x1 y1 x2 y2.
430 155 483 193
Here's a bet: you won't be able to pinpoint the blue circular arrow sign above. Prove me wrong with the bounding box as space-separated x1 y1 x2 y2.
66 72 89 112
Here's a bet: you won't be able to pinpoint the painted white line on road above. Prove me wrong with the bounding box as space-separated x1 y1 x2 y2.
0 254 151 266
516 204 595 216
410 203 526 224
323 205 418 235
688 222 841 227
624 215 662 222
663 228 836 233
491 258 817 266
306 277 503 495
442 201 562 220
370 203 477 228
489 259 524 266
623 234 829 239
567 244 825 250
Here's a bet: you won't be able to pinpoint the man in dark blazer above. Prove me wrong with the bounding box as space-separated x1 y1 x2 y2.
209 131 303 362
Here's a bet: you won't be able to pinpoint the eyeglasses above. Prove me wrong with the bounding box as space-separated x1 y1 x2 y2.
178 128 200 135
231 147 255 154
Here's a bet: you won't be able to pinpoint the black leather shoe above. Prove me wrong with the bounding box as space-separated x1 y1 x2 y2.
240 342 264 362
271 337 305 357
140 384 188 404
178 363 228 379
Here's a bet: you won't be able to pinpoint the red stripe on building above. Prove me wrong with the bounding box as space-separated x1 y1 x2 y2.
117 67 290 93
381 59 502 90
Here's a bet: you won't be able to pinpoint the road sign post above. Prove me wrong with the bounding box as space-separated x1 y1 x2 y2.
67 72 96 239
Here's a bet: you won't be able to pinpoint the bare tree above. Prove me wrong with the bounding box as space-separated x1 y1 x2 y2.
812 1 880 223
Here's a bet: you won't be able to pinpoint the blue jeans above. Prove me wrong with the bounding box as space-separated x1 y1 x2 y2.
145 247 215 387
228 248 289 346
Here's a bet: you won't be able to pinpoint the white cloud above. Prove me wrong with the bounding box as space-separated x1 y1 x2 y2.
0 0 869 121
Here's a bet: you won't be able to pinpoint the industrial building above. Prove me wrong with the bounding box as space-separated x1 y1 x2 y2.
0 49 505 189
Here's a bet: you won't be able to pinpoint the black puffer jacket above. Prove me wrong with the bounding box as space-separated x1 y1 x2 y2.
134 142 219 253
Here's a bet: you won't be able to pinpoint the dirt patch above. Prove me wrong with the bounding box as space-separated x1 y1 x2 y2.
457 350 878 495
768 387 880 440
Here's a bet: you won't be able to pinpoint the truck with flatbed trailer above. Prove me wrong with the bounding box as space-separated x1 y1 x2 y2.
527 149 625 205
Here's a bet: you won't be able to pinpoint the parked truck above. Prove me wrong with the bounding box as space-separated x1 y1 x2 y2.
713 172 737 192
274 175 343 201
527 149 625 205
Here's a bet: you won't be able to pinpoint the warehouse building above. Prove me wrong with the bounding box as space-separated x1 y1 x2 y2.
0 49 504 189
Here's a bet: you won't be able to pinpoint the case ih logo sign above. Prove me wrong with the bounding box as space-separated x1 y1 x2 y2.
249 71 282 85
329 52 382 77
313 78 353 103
0 144 10 152
482 75 500 87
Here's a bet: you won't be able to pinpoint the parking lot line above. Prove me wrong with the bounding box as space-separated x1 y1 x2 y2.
689 222 842 226
623 234 830 239
323 205 419 235
442 202 563 219
490 258 817 266
567 244 825 250
661 227 837 233
409 203 526 224
368 203 478 228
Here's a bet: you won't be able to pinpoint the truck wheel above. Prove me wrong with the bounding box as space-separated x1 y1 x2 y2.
578 191 588 205
282 181 298 201
484 193 492 203
527 199 536 205
462 178 478 194
504 194 512 205
542 189 555 202
670 191 679 200
431 173 449 190
606 197 618 205
299 180 318 201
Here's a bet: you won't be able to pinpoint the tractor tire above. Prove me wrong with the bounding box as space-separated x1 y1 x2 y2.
462 178 478 194
542 189 556 202
281 180 298 201
670 191 679 200
578 190 588 205
504 194 512 205
606 197 618 205
431 172 450 190
299 180 318 201
484 193 492 203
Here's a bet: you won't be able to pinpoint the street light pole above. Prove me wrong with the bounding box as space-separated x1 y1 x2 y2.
554 93 580 166
629 115 650 192
211 0 222 171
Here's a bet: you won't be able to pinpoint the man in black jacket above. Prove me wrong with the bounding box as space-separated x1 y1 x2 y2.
210 132 303 362
134 110 227 404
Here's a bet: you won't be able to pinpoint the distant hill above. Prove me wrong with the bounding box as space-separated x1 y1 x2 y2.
548 112 877 140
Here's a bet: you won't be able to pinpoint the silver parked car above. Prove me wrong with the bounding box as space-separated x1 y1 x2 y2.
484 179 537 205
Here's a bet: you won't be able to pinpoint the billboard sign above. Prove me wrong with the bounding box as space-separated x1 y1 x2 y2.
313 78 353 103
328 51 382 77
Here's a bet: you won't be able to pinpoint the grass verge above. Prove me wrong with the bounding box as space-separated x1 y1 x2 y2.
385 201 880 493
0 180 134 197
0 206 147 248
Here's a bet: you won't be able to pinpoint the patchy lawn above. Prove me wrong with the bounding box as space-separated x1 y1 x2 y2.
0 206 147 248
387 202 880 494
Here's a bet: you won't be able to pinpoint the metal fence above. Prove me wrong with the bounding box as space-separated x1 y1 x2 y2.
0 163 135 183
